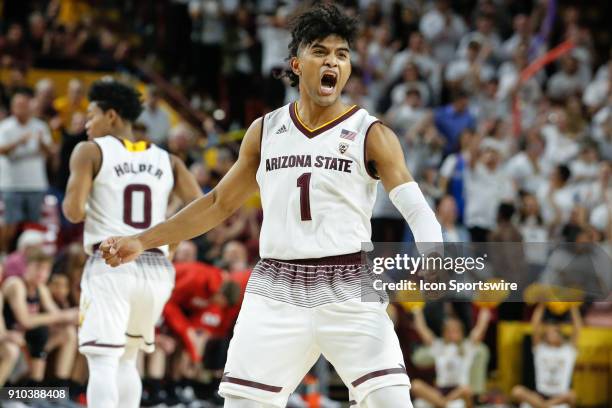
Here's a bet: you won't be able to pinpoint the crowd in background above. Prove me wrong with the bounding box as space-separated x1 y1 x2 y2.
0 0 611 407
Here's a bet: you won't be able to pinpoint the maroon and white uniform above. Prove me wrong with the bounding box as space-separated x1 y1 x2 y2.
220 103 410 407
79 136 175 357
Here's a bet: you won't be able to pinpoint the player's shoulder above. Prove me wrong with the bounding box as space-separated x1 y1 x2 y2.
262 102 292 125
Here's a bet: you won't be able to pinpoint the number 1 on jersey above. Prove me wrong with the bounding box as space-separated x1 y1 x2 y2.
296 172 312 221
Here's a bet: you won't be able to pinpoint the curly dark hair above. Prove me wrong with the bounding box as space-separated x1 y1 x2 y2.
88 79 143 122
284 3 358 87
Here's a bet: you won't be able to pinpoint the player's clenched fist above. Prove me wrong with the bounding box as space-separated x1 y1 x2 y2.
100 236 144 266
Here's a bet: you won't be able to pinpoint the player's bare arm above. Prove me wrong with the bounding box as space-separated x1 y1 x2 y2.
100 118 262 266
62 141 102 223
365 122 414 190
366 122 443 246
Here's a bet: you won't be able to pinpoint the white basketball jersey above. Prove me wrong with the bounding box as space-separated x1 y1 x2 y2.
256 102 380 260
83 136 174 255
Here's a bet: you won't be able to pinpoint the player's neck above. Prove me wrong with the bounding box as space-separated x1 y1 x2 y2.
295 98 352 130
110 125 135 141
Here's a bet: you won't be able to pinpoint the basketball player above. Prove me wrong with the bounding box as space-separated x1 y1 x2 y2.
511 303 581 408
62 79 202 408
100 4 443 407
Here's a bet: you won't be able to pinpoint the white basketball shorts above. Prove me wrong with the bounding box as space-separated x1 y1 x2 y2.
78 250 175 357
219 254 410 407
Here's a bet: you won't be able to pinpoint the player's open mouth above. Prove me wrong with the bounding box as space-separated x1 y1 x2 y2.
320 72 337 96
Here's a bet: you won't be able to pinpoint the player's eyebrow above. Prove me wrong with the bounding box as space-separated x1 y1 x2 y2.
310 43 350 54
310 43 328 52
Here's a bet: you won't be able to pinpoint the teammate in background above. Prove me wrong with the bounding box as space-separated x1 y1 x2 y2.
512 304 581 408
100 4 443 407
411 307 491 408
62 79 202 408
1 248 78 386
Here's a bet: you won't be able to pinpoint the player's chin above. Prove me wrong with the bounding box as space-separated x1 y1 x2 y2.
314 92 339 107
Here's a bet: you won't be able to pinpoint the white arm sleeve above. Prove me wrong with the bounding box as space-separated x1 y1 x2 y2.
389 182 444 253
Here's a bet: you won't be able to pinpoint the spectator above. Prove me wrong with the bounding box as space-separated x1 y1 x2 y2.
53 111 87 195
464 139 515 241
387 31 441 102
505 131 547 195
31 78 58 124
501 14 536 60
0 262 23 387
445 40 495 94
386 88 427 137
518 193 549 280
0 89 54 255
411 307 492 408
3 229 46 280
1 249 77 386
537 164 576 229
434 90 476 155
258 7 291 109
438 129 477 222
390 63 431 108
512 304 580 408
52 79 87 140
457 13 501 62
419 0 467 65
138 86 171 145
547 54 590 100
166 123 197 169
436 195 470 242
0 23 29 66
190 162 212 194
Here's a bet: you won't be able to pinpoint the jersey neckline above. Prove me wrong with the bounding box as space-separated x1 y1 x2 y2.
289 102 360 138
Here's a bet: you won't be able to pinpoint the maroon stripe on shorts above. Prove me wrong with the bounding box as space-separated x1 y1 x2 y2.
351 365 407 387
266 251 365 266
79 340 125 349
221 374 282 393
126 333 154 345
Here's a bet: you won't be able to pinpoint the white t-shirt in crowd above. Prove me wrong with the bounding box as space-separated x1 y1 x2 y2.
0 116 51 192
534 343 577 396
464 162 515 229
431 339 477 388
505 152 547 194
541 125 580 168
419 8 467 65
537 183 578 225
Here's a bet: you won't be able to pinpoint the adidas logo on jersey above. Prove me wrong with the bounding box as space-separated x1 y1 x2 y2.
276 125 288 134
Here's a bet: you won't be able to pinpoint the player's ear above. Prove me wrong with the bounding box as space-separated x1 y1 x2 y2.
106 108 118 126
290 57 301 77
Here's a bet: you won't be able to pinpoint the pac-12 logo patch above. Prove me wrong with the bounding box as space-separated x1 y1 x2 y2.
339 142 349 154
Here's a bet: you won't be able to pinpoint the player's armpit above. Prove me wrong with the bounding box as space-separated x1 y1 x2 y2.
365 122 414 192
133 118 262 252
62 141 101 223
